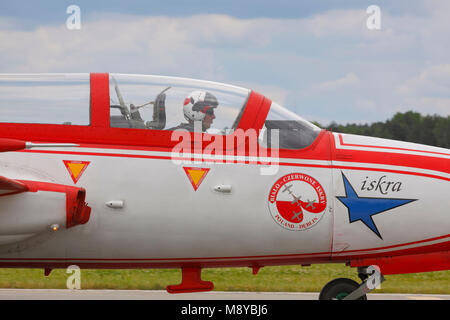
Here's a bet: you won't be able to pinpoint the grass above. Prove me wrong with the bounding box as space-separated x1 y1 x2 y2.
0 264 449 294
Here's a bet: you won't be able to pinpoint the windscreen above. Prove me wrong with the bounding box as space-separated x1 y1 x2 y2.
261 102 321 149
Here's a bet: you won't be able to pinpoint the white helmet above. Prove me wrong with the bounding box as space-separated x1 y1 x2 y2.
183 90 218 122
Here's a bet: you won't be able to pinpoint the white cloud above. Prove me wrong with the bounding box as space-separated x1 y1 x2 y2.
293 72 360 101
355 99 377 111
233 81 290 105
0 6 449 124
397 64 450 96
301 9 366 37
393 64 450 116
316 72 360 91
398 97 450 116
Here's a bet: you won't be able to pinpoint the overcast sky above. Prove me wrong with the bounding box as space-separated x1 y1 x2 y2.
0 0 449 125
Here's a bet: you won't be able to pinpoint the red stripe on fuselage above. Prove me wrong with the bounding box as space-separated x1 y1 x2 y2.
0 236 448 269
334 149 449 175
13 130 448 177
338 133 450 157
16 147 450 182
330 132 449 175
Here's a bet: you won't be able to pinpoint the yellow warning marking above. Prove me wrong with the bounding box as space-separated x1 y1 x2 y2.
63 160 90 184
67 162 86 180
183 167 210 191
187 169 206 186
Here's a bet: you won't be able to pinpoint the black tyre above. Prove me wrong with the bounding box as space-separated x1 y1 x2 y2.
319 278 367 300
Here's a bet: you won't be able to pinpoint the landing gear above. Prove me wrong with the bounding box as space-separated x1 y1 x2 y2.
319 266 385 300
319 278 367 300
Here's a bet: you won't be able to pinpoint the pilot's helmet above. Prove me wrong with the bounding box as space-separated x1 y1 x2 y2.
183 90 218 122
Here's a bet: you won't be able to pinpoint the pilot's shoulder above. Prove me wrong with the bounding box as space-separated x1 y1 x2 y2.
167 123 193 131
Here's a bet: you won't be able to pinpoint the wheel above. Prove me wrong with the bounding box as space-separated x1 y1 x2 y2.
319 278 367 300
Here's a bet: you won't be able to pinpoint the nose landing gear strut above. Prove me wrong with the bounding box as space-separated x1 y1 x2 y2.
319 266 385 300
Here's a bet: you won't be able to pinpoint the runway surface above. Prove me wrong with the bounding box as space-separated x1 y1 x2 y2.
0 289 448 300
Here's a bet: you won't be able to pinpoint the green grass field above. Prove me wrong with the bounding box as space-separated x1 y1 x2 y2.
1 264 449 294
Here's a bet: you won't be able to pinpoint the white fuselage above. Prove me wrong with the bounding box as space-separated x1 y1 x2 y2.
0 131 448 269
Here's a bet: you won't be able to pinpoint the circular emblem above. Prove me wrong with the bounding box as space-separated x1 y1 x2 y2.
268 173 327 231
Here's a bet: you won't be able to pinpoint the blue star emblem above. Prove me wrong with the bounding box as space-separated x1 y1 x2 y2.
336 173 417 239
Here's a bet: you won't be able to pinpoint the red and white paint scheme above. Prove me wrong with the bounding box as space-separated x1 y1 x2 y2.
0 73 448 299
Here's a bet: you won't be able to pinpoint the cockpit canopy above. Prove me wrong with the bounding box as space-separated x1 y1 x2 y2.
108 73 321 148
0 73 321 150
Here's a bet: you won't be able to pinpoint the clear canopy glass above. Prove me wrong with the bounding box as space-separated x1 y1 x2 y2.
260 101 321 150
0 74 90 125
109 74 250 134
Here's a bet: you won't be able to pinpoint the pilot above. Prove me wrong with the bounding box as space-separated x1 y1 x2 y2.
169 90 218 132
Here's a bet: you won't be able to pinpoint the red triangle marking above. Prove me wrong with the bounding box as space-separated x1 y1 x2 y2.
183 167 210 191
63 160 90 184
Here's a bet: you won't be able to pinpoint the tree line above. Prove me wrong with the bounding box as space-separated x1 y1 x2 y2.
316 111 450 149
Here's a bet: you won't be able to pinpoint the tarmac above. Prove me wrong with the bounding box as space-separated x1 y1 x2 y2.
0 289 448 300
